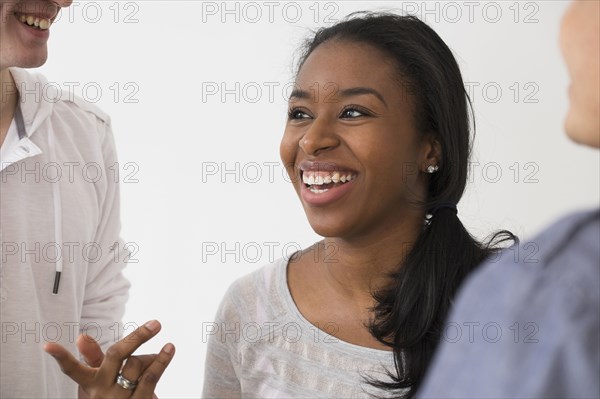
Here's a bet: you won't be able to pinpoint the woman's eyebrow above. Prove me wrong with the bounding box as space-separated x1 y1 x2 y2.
289 87 387 107
339 87 387 107
289 88 311 100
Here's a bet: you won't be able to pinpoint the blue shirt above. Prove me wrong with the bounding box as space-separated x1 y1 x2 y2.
418 209 600 398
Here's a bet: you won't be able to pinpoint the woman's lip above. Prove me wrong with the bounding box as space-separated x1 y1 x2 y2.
298 160 358 173
300 178 356 207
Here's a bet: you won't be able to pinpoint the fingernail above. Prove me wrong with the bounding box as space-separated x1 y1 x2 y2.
163 343 175 354
144 320 160 332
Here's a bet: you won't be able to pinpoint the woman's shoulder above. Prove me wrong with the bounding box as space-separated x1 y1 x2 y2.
215 257 292 324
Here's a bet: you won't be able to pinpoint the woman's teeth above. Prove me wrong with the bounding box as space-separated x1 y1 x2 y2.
302 171 356 193
18 14 51 30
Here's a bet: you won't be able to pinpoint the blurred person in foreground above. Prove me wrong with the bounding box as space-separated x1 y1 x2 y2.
418 1 599 397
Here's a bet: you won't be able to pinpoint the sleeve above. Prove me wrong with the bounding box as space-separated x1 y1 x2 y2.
417 245 600 399
79 117 131 351
202 285 243 399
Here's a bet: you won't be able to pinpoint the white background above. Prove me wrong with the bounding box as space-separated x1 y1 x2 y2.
36 1 600 397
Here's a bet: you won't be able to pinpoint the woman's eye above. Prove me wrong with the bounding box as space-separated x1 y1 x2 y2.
340 108 367 119
288 109 311 120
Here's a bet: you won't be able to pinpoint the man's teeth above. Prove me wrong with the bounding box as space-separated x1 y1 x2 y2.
18 14 51 30
302 171 356 186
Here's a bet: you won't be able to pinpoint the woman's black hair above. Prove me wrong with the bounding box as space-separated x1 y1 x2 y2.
296 12 516 398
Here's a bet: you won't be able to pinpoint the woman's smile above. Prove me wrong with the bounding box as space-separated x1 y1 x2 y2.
297 160 359 205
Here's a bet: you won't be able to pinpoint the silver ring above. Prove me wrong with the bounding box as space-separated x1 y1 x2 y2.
116 373 138 390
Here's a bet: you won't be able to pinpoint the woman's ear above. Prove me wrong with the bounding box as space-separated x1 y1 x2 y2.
420 133 442 173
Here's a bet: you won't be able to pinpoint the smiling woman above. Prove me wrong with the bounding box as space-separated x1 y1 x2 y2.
202 12 515 399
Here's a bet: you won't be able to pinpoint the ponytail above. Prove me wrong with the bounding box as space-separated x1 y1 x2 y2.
368 208 515 397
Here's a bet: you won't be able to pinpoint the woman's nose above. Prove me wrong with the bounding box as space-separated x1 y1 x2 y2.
298 118 341 156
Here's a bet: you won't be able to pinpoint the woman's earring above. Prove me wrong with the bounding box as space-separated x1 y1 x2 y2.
427 165 439 174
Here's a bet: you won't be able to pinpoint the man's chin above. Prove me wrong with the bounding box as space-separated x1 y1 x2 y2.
565 110 600 149
10 56 48 70
21 51 49 68
2 41 47 66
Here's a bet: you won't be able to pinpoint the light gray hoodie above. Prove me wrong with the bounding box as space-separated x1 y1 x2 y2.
1 68 130 398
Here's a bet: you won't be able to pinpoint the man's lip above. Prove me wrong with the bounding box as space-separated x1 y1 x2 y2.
14 13 51 38
14 11 58 21
13 1 60 21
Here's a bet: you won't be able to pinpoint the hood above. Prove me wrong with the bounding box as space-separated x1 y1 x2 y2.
9 67 56 139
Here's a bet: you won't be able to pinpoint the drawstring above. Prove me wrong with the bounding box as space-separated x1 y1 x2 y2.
14 98 27 141
47 126 62 294
15 100 63 294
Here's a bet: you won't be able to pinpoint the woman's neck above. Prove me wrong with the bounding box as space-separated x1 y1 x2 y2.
317 208 425 303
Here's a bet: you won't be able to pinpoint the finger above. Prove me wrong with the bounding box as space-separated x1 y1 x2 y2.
132 344 175 399
131 354 158 372
96 320 162 385
119 354 156 382
114 355 158 398
119 356 144 385
77 334 104 367
44 343 95 387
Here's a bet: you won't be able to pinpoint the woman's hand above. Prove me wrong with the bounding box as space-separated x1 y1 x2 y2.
74 333 160 399
44 320 175 399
